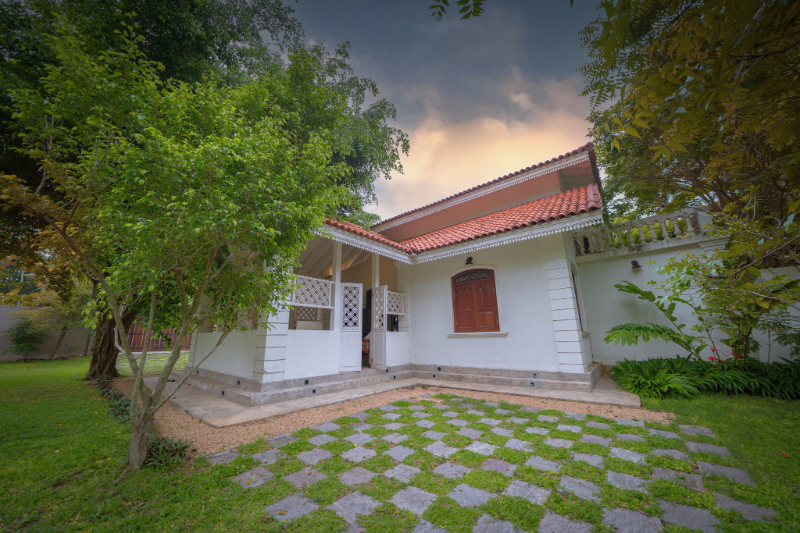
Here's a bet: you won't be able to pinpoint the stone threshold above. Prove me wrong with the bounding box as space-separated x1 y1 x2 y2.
146 375 640 428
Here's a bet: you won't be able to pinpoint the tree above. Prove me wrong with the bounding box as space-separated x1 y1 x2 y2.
1 22 352 469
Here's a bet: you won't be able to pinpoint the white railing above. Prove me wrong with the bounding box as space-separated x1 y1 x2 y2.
387 291 407 315
289 275 334 309
573 210 708 256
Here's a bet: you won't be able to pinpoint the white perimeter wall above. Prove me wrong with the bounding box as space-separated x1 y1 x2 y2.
578 248 797 364
0 305 91 361
408 236 561 372
284 330 341 379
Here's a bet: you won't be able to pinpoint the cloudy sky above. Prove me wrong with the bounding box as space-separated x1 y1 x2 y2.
291 1 601 221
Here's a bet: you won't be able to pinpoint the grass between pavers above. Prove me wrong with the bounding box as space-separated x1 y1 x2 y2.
114 351 188 376
4 358 800 532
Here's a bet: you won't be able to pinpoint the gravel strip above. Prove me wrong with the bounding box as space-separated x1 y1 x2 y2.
111 379 673 457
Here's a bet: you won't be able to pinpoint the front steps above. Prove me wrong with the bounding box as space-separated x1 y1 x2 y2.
174 363 602 408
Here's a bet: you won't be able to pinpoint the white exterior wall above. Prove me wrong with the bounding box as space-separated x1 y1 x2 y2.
191 330 258 379
386 331 410 367
408 237 561 372
284 330 341 378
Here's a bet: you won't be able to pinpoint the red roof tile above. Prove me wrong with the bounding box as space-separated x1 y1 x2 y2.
373 142 599 229
398 185 602 253
323 218 414 253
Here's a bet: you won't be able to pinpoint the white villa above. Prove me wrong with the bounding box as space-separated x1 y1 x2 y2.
183 143 731 407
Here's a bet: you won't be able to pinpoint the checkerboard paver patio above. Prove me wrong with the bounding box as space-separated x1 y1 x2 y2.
204 394 780 532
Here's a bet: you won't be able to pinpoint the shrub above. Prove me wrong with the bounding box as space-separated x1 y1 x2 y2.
144 435 192 468
2 318 48 357
610 357 800 399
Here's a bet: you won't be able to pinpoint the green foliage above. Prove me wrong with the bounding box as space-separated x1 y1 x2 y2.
611 357 800 399
1 317 47 356
143 435 191 469
429 0 486 21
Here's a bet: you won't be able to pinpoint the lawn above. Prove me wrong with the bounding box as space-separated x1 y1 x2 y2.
114 351 188 377
1 358 799 532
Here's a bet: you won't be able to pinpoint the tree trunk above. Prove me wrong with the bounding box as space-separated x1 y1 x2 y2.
48 323 69 361
84 310 137 379
128 413 153 470
81 332 92 358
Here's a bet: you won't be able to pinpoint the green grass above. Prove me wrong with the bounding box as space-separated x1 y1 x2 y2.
114 352 188 376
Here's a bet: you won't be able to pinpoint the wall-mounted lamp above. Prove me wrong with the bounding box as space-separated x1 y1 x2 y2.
631 260 642 270
465 257 473 265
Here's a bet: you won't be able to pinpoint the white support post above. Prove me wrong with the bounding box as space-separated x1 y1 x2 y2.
372 253 380 290
393 260 411 334
371 254 387 370
332 242 342 331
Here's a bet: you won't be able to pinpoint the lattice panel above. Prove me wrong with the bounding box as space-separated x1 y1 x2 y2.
373 286 386 330
454 270 493 283
295 306 317 321
293 275 333 308
342 285 361 328
387 291 405 315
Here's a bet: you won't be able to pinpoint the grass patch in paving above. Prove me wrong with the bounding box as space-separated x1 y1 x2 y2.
362 454 395 473
328 427 356 439
363 425 389 438
356 476 404 502
411 470 459 495
545 491 604 525
269 507 347 533
451 449 486 469
600 485 661 515
358 502 418 533
605 457 652 478
648 478 716 509
583 427 617 439
423 496 481 533
292 427 321 439
644 454 693 474
404 434 435 450
514 466 560 490
571 441 609 457
237 438 270 455
364 440 391 454
462 469 510 493
484 495 544 531
559 460 605 485
492 447 528 465
319 456 353 475
442 434 472 448
322 440 356 455
269 457 305 477
404 450 443 471
332 416 359 425
478 433 508 447
391 400 413 407
303 477 351 505
612 439 652 453
281 439 315 456
534 444 571 462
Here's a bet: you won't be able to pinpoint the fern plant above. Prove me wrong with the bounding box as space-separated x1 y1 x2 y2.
610 359 700 398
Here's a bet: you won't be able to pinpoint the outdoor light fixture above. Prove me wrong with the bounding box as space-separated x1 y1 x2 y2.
631 260 642 269
465 256 473 265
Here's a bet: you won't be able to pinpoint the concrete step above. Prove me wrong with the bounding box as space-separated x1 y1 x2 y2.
409 370 593 392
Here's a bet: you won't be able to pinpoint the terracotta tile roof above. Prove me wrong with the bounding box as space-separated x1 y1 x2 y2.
323 218 413 253
373 142 599 229
398 185 602 253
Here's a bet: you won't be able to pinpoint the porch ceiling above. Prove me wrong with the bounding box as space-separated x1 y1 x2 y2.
295 237 371 278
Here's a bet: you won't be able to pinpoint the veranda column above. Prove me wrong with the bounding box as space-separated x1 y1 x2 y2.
393 261 411 334
331 242 342 331
542 235 591 373
371 254 387 370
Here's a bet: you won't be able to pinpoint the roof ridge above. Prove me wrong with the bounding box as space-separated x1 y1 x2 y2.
372 142 596 229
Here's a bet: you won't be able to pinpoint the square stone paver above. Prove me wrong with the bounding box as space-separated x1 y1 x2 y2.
458 428 483 439
379 405 400 412
433 461 472 479
491 427 514 437
391 487 437 516
385 445 415 462
697 461 754 485
384 413 402 420
448 483 495 507
484 401 499 407
559 476 600 502
715 493 777 521
297 448 332 465
539 415 559 423
385 464 421 483
268 434 297 447
422 430 447 441
616 434 643 442
345 433 374 446
660 500 719 532
479 418 502 426
206 449 239 465
495 408 511 415
607 470 650 492
265 494 318 521
448 419 469 427
652 448 687 460
545 437 573 449
433 404 448 410
648 428 680 439
571 452 604 467
466 441 498 456
342 447 377 463
503 479 551 505
651 467 705 492
557 424 582 433
426 441 458 458
416 420 436 429
537 512 592 533
330 491 379 524
473 514 523 533
253 449 282 464
526 456 560 471
482 458 516 477
409 405 427 410
467 409 483 415
384 422 405 431
508 417 528 424
308 434 338 446
312 421 341 433
351 412 369 421
687 442 730 456
610 447 646 463
412 412 431 419
340 466 376 486
383 432 408 444
614 418 645 427
602 508 663 533
504 438 531 452
679 425 715 438
565 412 586 421
526 426 550 435
233 467 274 488
443 411 460 417
580 434 611 447
285 466 326 488
586 421 611 430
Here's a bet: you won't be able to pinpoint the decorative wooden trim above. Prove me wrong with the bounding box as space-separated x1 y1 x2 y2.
316 226 413 263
